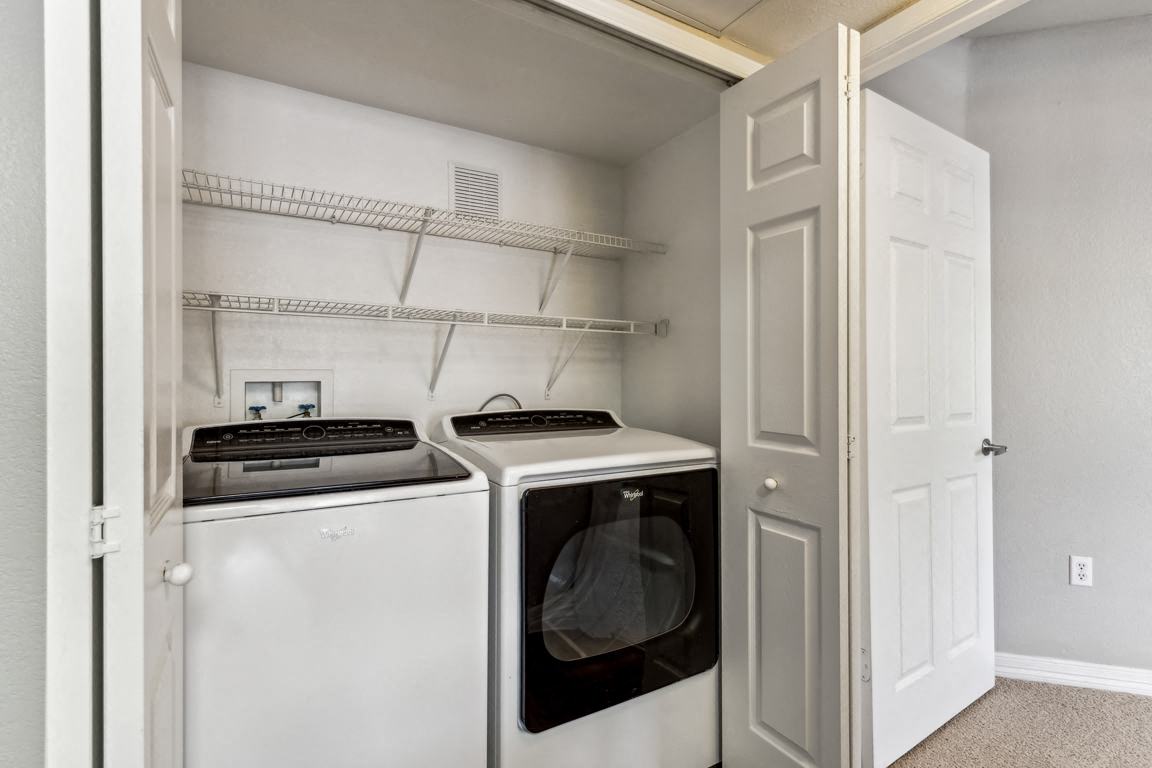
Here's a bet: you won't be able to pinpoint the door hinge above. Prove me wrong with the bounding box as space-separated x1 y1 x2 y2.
861 647 872 683
845 74 858 99
90 505 121 559
846 433 857 461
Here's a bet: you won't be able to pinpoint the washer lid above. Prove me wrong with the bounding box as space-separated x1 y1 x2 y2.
182 418 475 507
439 410 717 486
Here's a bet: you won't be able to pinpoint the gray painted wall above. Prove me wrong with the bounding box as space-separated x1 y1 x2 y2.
0 0 46 765
621 116 721 448
969 16 1152 669
868 38 972 140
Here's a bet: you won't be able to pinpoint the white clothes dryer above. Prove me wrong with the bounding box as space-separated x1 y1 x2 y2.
182 417 488 768
436 409 719 768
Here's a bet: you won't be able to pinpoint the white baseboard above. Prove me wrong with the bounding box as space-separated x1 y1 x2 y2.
996 652 1152 698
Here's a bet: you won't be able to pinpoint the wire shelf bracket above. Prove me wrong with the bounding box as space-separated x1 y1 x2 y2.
398 208 432 305
428 322 459 400
538 243 575 314
209 295 224 407
545 322 591 400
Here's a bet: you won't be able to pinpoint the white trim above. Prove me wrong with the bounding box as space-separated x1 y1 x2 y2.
543 0 1035 84
996 653 1152 698
43 0 95 766
860 0 1033 81
542 0 766 78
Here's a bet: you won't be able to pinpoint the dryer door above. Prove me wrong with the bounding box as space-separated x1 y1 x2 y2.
521 468 718 732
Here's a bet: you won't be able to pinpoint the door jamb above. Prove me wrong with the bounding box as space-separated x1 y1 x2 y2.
44 1 96 766
544 0 1032 83
860 0 1032 80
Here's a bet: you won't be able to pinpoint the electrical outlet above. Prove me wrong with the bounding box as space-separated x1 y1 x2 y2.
1069 555 1093 587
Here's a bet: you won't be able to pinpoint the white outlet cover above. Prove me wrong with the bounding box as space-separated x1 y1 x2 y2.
1069 555 1093 587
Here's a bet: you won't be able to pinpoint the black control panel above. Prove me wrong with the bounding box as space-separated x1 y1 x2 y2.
189 419 418 460
451 410 620 437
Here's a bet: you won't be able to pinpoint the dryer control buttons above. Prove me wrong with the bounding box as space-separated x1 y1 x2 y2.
451 409 621 436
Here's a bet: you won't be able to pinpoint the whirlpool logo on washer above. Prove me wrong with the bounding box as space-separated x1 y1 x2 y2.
319 525 356 542
620 488 645 502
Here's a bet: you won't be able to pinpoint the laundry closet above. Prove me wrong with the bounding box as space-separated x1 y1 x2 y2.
168 2 729 768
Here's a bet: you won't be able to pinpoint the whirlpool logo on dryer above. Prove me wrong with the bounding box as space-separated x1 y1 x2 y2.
319 525 356 542
620 488 645 502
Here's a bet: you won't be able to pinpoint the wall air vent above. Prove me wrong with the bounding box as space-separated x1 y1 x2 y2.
450 163 501 219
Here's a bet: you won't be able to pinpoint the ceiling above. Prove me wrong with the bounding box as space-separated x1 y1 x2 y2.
631 0 916 59
968 0 1152 37
183 0 727 166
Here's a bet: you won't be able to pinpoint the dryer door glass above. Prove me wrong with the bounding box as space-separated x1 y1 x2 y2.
521 468 717 732
541 513 696 661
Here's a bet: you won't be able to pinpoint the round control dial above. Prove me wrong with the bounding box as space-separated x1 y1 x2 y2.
302 425 327 440
530 414 549 427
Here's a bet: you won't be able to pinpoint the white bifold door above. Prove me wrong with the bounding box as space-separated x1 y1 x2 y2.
720 24 859 768
101 0 185 766
862 91 994 767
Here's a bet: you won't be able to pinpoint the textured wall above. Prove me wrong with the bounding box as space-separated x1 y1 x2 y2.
0 0 47 764
621 116 721 447
969 17 1152 668
183 64 628 429
868 38 971 139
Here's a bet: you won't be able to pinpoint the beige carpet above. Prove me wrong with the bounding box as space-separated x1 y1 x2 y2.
893 678 1152 767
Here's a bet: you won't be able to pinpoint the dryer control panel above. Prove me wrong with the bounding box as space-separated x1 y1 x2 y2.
451 409 620 436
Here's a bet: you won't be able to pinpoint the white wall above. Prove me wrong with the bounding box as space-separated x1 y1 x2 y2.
183 64 628 428
968 16 1152 669
0 0 46 764
621 116 721 447
868 38 971 139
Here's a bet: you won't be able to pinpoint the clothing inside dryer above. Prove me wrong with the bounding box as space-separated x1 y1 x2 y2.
535 484 696 661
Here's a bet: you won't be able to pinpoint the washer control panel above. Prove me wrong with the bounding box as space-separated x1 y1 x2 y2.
190 418 417 458
451 410 620 436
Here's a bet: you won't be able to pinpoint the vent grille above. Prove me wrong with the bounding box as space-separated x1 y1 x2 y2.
451 164 501 219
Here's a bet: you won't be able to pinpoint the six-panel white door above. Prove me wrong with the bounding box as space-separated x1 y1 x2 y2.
720 24 859 768
862 91 994 767
101 0 185 765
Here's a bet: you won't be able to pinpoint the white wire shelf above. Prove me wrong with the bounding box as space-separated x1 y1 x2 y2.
183 291 668 336
181 170 666 261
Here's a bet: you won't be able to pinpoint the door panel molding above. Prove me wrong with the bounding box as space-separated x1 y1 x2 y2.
721 24 858 768
863 91 992 768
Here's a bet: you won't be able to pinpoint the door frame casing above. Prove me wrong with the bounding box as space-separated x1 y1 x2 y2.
44 1 96 766
536 0 1032 82
859 0 1032 80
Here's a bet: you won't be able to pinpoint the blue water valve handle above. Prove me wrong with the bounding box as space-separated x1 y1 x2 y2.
248 405 267 420
298 403 316 417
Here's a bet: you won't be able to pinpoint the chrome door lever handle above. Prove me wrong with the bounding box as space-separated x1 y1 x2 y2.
981 439 1007 457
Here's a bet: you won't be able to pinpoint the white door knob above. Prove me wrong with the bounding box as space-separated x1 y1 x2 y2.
163 562 195 587
763 478 779 491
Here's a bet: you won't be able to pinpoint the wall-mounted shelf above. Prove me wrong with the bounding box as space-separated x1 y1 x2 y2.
181 170 666 261
184 290 668 400
183 291 665 335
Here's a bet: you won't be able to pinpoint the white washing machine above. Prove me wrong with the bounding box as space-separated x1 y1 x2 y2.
182 417 489 768
436 409 719 768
